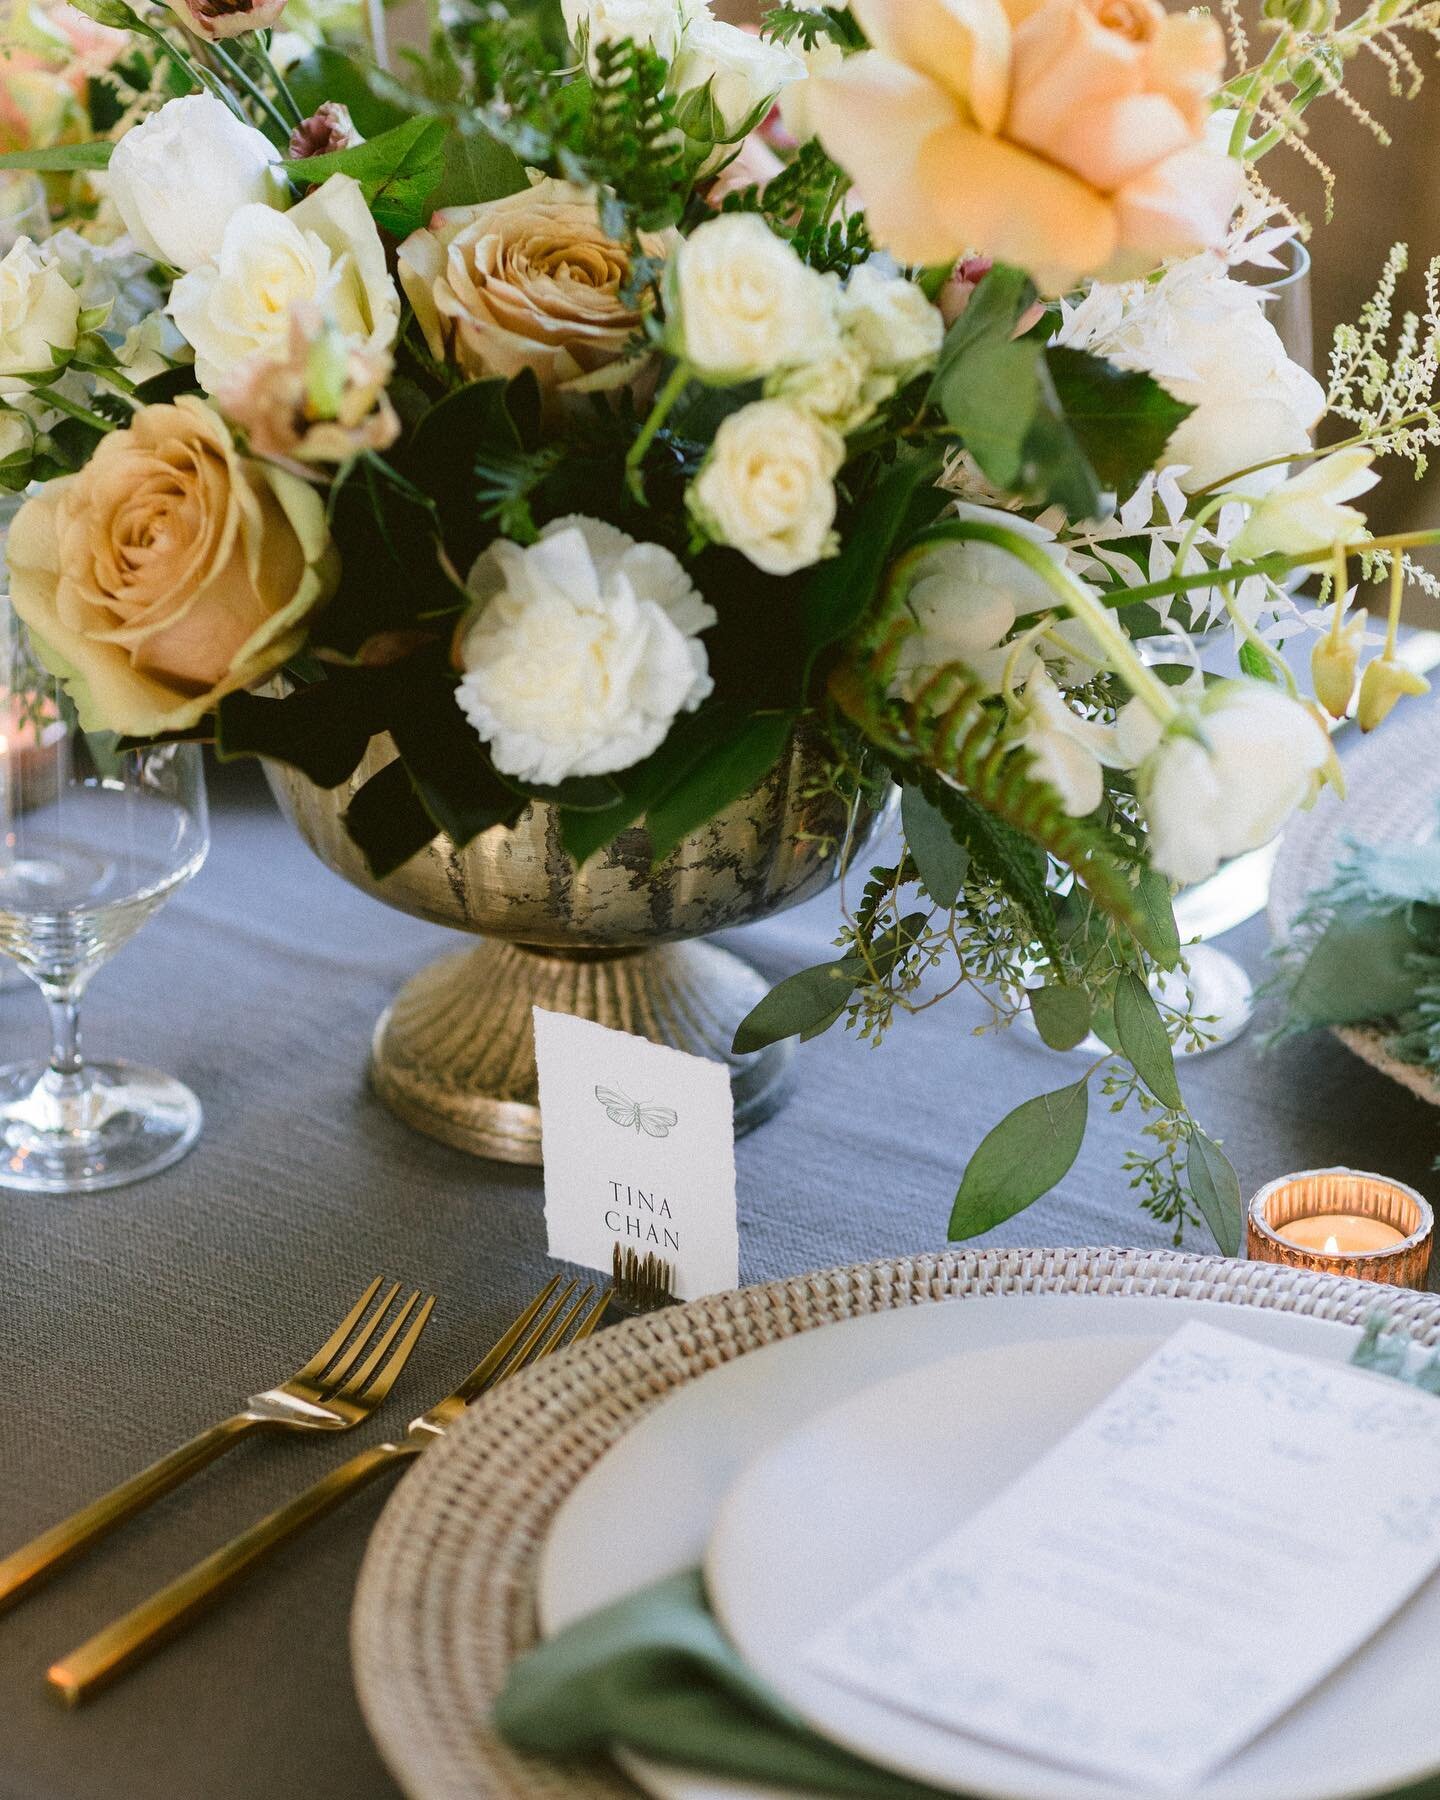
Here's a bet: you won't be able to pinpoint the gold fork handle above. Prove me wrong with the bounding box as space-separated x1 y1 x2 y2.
0 1413 263 1614
48 1441 422 1704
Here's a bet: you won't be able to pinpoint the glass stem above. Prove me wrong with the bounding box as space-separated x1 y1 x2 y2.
41 982 85 1089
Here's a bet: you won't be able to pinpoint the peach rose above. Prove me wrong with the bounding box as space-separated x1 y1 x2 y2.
396 178 665 403
9 397 336 736
809 0 1241 293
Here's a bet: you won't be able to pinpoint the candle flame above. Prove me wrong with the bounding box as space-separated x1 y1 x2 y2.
1324 1235 1341 1255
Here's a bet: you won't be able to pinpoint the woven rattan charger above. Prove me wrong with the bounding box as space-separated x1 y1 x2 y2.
349 1247 1440 1800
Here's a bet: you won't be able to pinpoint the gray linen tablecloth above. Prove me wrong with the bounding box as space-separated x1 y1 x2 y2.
0 758 1434 1800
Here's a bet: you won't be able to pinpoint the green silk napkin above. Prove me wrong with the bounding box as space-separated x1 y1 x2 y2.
1272 830 1440 1065
492 1568 954 1798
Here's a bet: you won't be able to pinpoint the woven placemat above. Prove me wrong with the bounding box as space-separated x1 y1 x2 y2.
1269 699 1440 1107
350 1247 1440 1800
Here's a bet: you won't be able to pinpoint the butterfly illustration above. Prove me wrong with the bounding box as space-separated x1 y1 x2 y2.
594 1084 678 1138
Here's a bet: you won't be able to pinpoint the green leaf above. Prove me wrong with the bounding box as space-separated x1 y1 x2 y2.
1186 1127 1242 1256
800 451 946 666
343 756 437 879
313 455 454 661
900 781 968 908
0 142 112 171
909 773 1062 966
1239 638 1281 683
644 713 794 865
425 122 528 213
1130 865 1181 971
288 115 448 237
286 48 416 137
929 264 1040 488
402 373 539 570
1046 346 1193 494
1021 360 1103 520
215 680 385 788
1028 985 1093 1052
1113 969 1184 1111
387 676 525 850
732 959 861 1054
949 1080 1090 1239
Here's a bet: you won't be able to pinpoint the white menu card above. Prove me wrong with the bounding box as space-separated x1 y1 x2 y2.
806 1322 1440 1791
533 1007 739 1301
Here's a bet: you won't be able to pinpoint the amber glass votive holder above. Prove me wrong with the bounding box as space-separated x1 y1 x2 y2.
1247 1168 1434 1289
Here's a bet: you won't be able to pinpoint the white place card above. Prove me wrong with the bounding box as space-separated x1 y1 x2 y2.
533 1007 739 1301
806 1321 1440 1791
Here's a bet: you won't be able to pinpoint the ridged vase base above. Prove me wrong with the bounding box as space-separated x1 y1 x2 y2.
369 937 794 1165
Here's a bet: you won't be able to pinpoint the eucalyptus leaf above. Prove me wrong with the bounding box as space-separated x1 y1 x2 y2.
732 959 862 1055
1186 1128 1242 1256
949 1080 1090 1239
1129 866 1180 971
1028 985 1092 1052
909 775 1062 967
1113 969 1184 1111
900 782 968 908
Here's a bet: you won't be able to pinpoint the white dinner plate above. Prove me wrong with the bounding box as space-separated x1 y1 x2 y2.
534 1293 1425 1800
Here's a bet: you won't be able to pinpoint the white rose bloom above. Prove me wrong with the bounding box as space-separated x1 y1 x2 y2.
779 39 845 144
671 15 805 140
766 339 879 434
1231 448 1379 558
669 213 837 383
108 95 287 274
1053 257 1324 496
0 238 80 393
688 397 842 575
169 174 400 393
837 263 945 378
1120 681 1331 885
456 516 716 786
562 0 695 63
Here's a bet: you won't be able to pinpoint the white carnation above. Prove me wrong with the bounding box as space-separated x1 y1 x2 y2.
1053 257 1324 496
169 174 400 393
108 95 287 274
456 516 716 787
688 397 843 575
0 238 79 393
668 212 837 383
837 263 944 378
671 15 804 140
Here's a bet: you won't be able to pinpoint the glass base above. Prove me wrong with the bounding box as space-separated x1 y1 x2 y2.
0 1059 202 1193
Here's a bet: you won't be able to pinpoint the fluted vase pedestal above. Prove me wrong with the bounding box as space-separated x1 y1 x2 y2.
266 725 890 1164
370 937 793 1165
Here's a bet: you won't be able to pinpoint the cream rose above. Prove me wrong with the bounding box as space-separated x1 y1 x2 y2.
397 179 663 404
837 263 944 378
667 212 837 384
107 95 287 273
809 0 1242 293
169 174 398 395
688 397 843 575
562 0 693 62
456 516 715 786
0 237 79 392
8 397 336 736
671 16 805 140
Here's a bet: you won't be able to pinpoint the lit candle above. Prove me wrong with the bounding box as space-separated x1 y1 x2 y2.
1274 1213 1408 1255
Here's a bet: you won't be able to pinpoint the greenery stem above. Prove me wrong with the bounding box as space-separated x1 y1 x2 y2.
42 389 117 434
208 40 295 140
1100 528 1440 610
250 40 304 126
625 359 691 502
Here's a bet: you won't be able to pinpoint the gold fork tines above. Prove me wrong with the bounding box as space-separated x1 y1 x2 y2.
48 1276 606 1705
611 1243 677 1315
0 1277 435 1615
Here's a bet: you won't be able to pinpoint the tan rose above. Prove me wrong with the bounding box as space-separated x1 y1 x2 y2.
809 0 1241 294
9 396 336 736
396 178 664 402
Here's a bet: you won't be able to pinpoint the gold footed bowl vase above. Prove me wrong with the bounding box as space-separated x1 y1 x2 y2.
265 733 891 1164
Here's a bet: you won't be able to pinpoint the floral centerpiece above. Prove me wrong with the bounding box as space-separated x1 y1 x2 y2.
4 0 1440 1245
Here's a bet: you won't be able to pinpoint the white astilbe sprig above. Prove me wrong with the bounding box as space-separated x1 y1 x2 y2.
1327 242 1440 474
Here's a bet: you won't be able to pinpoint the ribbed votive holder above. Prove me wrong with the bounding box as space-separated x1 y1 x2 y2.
1246 1168 1434 1288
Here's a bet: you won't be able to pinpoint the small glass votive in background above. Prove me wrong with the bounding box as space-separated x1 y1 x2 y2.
1247 1168 1434 1289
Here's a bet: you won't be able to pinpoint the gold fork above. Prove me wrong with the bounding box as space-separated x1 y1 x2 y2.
49 1273 607 1704
0 1276 435 1615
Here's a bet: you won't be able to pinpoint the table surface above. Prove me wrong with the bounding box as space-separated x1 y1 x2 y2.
1 756 1435 1800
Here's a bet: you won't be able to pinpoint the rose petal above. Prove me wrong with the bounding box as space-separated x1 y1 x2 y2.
1111 142 1244 270
849 0 1011 133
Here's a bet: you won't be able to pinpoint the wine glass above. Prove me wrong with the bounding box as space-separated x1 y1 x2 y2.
0 607 209 1192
